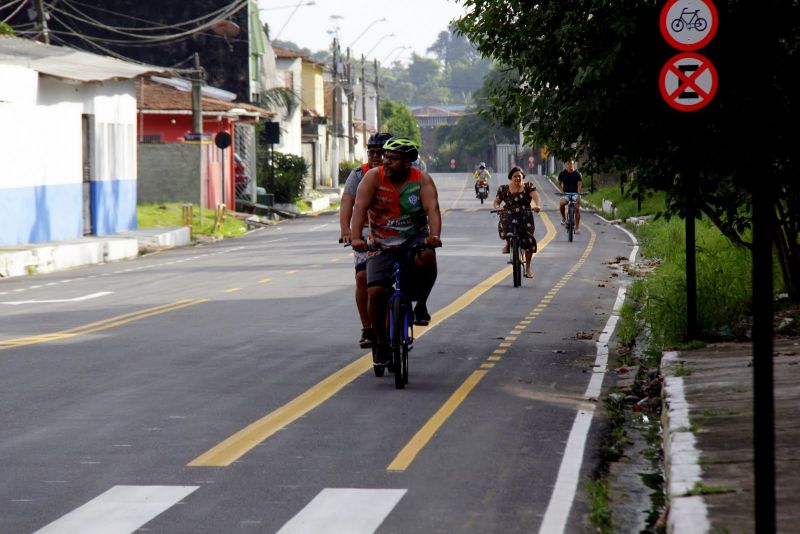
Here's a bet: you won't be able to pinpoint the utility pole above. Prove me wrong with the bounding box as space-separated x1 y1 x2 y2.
35 0 50 44
330 38 339 187
374 59 381 132
191 53 203 135
361 55 367 143
346 48 355 158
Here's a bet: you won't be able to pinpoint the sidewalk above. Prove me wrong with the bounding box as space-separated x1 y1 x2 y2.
661 338 800 533
0 227 190 279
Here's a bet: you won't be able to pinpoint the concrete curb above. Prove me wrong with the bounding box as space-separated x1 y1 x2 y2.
661 350 710 534
0 227 190 279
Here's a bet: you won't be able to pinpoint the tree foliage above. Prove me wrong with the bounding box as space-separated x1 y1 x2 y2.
456 0 800 298
380 30 491 105
380 99 421 144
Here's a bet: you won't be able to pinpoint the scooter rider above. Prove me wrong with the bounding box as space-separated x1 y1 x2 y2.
473 162 491 196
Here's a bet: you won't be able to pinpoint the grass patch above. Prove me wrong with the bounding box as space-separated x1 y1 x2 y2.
582 184 667 220
635 216 752 349
686 483 735 496
137 203 247 239
587 477 613 533
672 364 694 377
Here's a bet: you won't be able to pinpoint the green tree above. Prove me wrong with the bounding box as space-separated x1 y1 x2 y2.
407 54 442 87
427 26 481 68
456 1 800 298
380 99 421 145
0 22 14 36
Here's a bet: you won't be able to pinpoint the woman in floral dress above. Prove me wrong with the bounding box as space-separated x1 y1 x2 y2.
493 166 542 278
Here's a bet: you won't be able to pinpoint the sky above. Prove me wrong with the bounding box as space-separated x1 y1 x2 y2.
257 0 468 64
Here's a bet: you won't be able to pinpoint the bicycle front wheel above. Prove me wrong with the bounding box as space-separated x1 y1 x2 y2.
512 235 522 287
391 297 407 389
567 204 575 242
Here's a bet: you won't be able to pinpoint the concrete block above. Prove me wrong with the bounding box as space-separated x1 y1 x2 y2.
0 249 36 278
103 239 140 261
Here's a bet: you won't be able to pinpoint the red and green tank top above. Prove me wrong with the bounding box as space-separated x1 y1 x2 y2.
368 167 428 246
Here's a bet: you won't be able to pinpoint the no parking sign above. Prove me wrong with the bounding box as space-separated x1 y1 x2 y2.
659 52 718 112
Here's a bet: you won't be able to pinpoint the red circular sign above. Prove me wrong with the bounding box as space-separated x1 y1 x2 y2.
660 0 718 51
659 52 718 111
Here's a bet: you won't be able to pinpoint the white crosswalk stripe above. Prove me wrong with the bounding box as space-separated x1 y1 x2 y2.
33 485 199 534
277 488 407 534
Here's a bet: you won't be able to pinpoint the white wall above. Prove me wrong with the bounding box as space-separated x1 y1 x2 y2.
275 57 302 157
0 66 139 243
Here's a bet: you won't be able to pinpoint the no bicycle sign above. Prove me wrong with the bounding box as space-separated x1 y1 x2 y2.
659 52 718 112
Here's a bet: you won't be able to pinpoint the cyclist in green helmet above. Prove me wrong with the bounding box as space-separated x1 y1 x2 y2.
350 136 442 366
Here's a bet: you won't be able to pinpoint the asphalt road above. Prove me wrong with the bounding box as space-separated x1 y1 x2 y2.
0 172 636 533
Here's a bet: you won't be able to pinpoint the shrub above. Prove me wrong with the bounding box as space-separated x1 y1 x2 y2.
339 160 362 186
257 152 308 204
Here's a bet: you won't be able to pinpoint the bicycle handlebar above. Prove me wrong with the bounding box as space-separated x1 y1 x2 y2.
490 207 535 214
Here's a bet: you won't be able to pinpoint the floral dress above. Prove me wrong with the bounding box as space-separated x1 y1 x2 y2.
495 182 537 252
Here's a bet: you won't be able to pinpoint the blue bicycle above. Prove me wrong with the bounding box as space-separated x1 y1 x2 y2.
384 241 437 388
355 241 434 389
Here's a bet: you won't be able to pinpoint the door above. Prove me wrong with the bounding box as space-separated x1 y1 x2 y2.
81 114 93 235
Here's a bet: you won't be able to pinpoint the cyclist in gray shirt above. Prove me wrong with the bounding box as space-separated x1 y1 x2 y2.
338 132 393 348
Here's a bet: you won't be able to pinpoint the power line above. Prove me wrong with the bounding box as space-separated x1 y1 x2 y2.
46 0 248 44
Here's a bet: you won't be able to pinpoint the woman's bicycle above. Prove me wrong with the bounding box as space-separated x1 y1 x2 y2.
492 208 533 287
561 193 579 242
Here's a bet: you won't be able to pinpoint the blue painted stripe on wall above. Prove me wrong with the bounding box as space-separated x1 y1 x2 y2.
0 183 83 245
91 179 137 236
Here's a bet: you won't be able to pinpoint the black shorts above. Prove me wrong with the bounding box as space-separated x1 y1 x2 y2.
366 236 428 295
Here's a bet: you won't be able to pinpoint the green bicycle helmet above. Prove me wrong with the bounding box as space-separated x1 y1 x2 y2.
383 136 419 161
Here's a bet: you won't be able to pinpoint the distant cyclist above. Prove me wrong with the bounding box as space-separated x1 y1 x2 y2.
557 160 583 234
350 137 442 366
339 131 393 348
473 162 491 196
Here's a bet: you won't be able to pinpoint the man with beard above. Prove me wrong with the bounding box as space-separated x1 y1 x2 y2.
350 137 442 366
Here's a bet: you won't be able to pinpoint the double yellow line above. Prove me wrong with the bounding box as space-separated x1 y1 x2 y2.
189 212 560 468
0 299 208 351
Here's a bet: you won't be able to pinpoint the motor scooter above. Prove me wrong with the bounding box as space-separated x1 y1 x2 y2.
475 180 489 204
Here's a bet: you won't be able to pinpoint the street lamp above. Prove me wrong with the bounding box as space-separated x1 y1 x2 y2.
382 45 411 63
348 17 387 50
272 0 316 40
365 33 396 58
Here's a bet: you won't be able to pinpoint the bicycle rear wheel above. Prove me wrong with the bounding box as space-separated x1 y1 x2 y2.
512 235 522 287
391 297 407 389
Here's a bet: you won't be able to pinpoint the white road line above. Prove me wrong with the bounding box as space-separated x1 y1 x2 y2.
276 488 406 534
307 224 329 232
33 485 198 534
2 291 112 306
538 218 639 534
